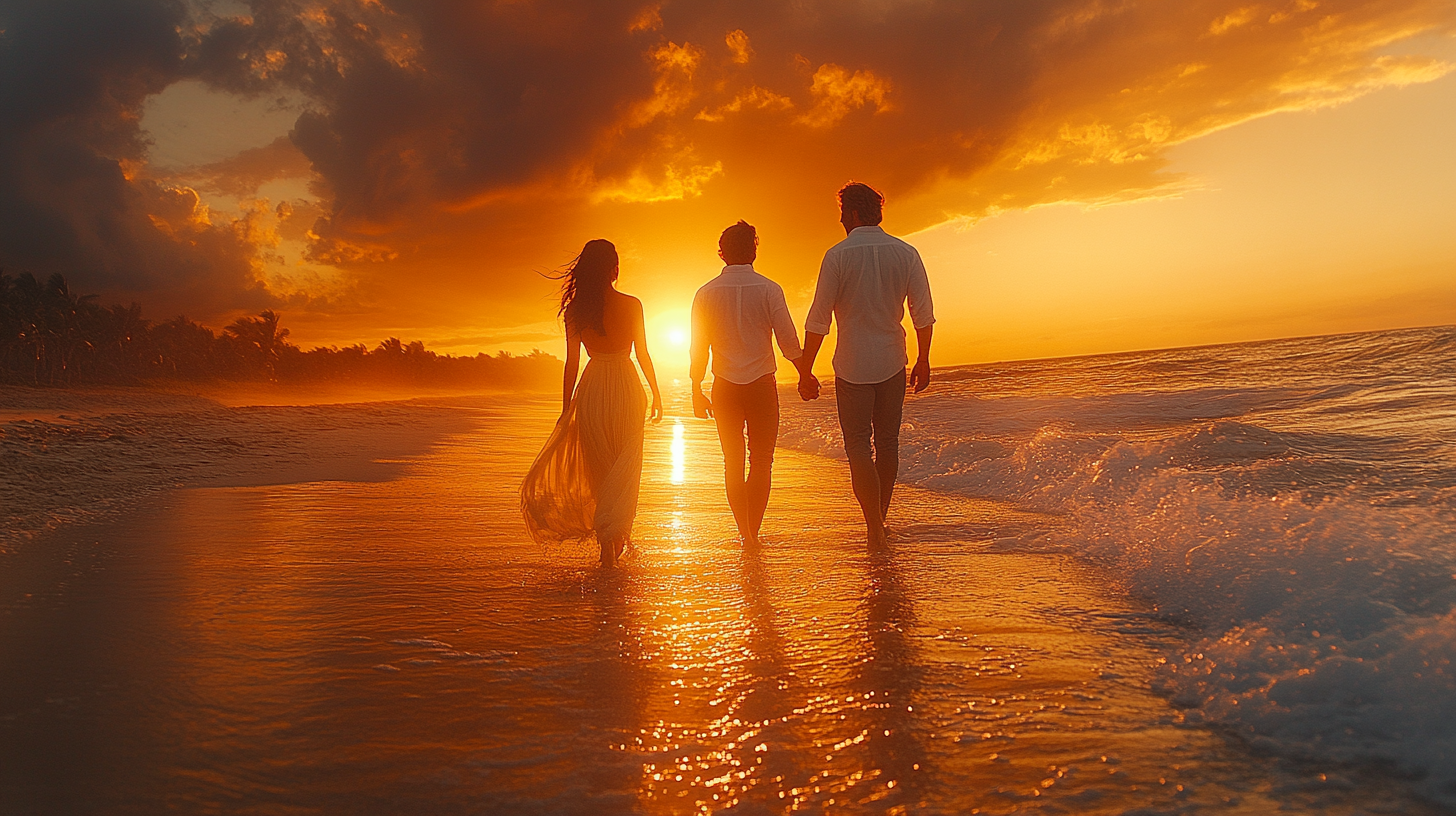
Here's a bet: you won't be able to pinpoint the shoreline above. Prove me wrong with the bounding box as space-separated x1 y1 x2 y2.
4 394 1446 814
0 385 510 554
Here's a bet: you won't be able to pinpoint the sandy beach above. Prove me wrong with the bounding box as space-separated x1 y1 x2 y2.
2 388 1444 815
4 0 1453 810
0 385 480 554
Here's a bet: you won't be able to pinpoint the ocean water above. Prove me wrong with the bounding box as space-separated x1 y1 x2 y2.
13 400 1344 816
780 325 1456 803
4 327 1454 814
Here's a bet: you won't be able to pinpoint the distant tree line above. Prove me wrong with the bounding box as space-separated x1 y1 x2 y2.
1 271 558 389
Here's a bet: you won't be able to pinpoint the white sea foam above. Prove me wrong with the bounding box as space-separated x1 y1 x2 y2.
780 326 1456 803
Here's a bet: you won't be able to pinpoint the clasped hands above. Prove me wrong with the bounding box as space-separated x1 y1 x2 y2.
695 357 929 410
796 357 931 401
797 369 820 401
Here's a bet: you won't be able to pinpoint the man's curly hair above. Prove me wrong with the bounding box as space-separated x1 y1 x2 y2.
837 182 884 225
719 220 758 264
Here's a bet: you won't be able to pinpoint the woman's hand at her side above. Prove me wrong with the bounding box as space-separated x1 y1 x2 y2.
650 395 664 423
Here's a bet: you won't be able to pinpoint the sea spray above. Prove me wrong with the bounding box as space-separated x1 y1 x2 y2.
779 325 1456 803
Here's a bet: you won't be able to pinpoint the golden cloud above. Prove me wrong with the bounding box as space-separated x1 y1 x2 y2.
694 86 794 122
630 41 706 126
726 29 754 64
592 160 725 204
5 0 1453 346
795 64 894 127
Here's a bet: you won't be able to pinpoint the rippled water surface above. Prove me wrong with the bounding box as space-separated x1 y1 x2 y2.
781 325 1456 809
3 327 1453 814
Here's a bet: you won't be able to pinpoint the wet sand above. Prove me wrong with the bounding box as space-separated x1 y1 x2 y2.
0 385 478 552
0 396 1441 814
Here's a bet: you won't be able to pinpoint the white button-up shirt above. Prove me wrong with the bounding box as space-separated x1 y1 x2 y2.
691 264 803 385
804 226 936 384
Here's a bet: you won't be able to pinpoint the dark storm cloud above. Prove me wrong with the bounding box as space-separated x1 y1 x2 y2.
190 1 664 227
0 0 1450 333
0 0 272 317
188 0 1455 250
186 0 1053 230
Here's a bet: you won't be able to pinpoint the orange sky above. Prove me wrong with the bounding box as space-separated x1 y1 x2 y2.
6 0 1453 372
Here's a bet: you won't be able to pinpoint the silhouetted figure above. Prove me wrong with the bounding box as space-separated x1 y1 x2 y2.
521 239 664 566
797 183 935 549
689 221 804 546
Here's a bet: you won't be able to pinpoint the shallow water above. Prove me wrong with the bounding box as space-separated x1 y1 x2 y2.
3 389 1448 813
781 324 1456 807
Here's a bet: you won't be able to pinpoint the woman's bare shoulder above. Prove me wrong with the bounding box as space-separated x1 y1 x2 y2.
607 290 643 310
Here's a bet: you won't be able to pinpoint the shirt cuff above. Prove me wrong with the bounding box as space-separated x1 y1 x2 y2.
803 320 831 335
912 316 937 330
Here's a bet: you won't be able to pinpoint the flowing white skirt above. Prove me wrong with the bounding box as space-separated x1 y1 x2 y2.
520 351 647 546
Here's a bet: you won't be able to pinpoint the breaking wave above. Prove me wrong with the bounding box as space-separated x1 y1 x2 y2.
780 326 1456 803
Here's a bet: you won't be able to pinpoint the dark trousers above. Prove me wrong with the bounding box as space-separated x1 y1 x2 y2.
835 369 906 523
712 373 779 536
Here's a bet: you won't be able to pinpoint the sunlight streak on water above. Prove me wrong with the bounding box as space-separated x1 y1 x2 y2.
670 419 686 485
2 394 1444 815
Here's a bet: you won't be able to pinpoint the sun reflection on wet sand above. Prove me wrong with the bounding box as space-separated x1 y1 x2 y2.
670 419 686 486
1 393 1446 814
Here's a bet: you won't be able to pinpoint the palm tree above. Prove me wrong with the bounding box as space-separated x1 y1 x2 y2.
224 310 291 380
92 302 150 381
6 272 50 384
152 316 219 378
0 271 17 379
40 274 97 385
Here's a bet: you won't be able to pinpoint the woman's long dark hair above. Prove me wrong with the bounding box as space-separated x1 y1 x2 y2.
556 239 618 335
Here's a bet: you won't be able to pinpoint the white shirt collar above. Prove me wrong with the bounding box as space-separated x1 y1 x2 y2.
721 263 756 274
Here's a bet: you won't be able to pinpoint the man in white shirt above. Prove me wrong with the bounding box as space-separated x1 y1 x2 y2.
691 220 805 546
797 182 935 549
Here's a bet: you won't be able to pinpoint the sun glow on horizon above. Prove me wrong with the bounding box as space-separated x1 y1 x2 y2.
647 307 693 372
14 1 1451 366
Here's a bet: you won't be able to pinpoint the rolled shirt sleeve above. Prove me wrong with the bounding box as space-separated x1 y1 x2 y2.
689 290 710 381
907 249 936 330
803 252 838 335
806 226 934 384
691 264 805 385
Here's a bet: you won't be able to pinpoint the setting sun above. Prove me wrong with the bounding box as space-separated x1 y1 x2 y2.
646 307 693 371
4 3 1456 813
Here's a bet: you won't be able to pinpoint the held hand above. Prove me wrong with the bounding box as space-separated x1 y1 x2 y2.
910 358 931 393
692 389 714 419
650 396 664 424
798 372 821 401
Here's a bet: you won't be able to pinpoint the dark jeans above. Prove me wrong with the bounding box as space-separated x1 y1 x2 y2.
835 369 906 525
712 373 779 537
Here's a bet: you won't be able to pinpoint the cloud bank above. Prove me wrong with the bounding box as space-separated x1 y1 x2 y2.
0 0 1450 337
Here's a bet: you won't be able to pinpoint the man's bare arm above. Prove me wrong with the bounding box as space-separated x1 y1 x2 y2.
798 331 825 400
910 324 933 393
689 299 713 418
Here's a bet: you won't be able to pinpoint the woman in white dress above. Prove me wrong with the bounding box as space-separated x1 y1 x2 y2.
520 239 664 566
